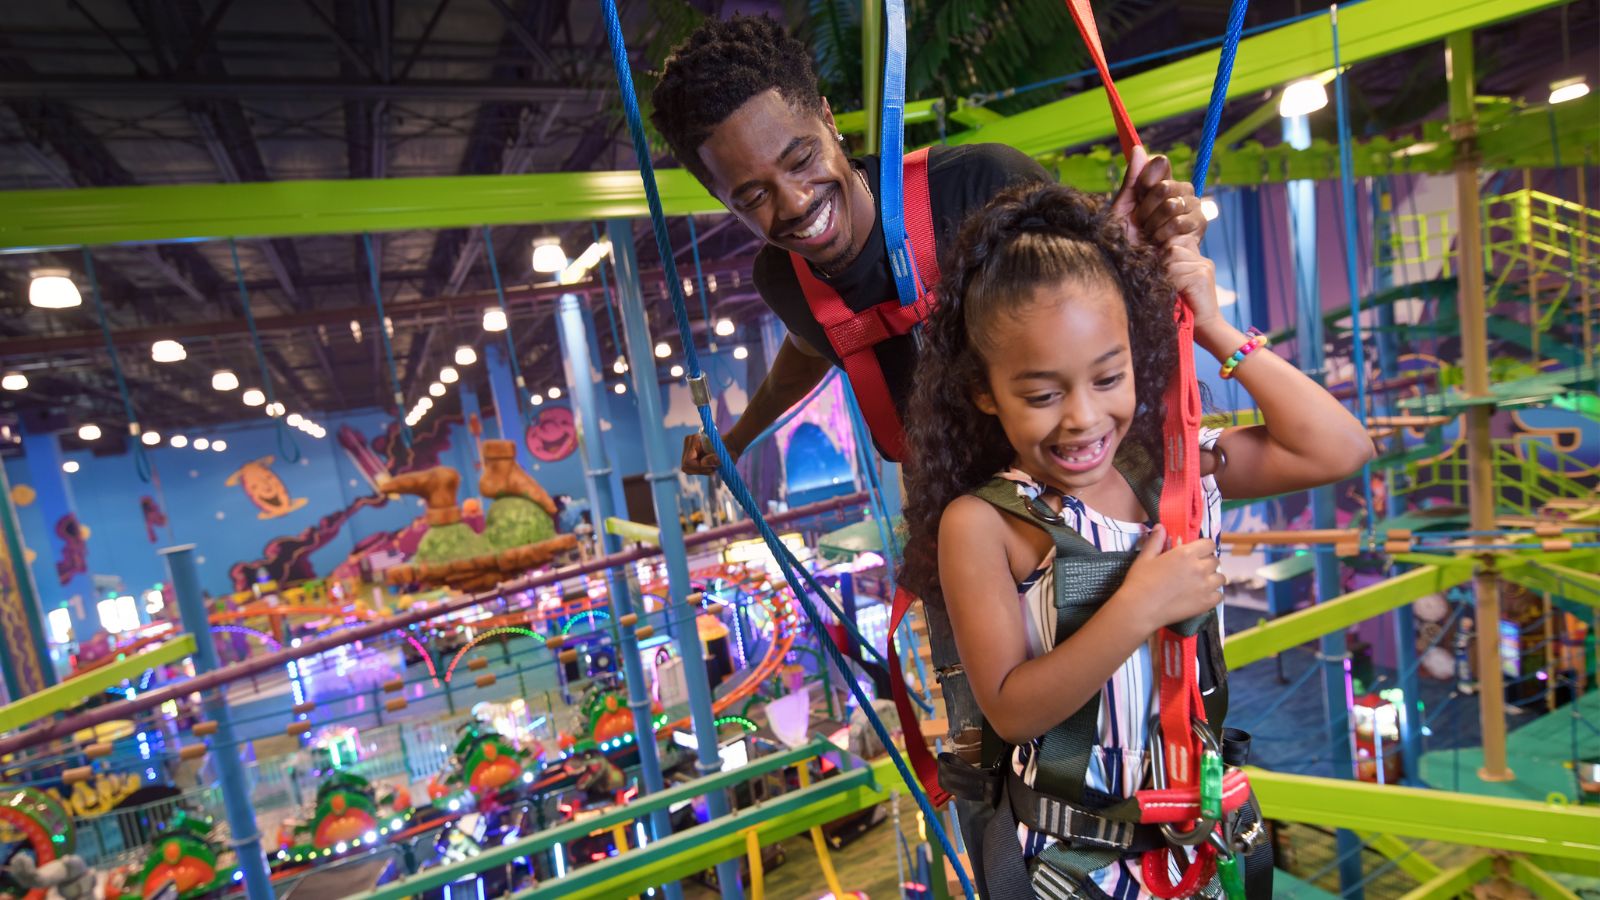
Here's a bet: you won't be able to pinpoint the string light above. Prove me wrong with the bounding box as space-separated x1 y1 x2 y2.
211 370 239 391
141 431 160 446
265 402 285 417
429 382 446 397
440 366 459 384
212 440 227 452
455 346 478 366
286 413 303 427
171 435 189 448
193 438 210 451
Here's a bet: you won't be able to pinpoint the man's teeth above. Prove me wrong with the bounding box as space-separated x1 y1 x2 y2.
793 198 833 240
1057 436 1106 462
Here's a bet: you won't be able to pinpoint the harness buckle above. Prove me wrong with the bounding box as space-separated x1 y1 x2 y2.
1148 715 1223 846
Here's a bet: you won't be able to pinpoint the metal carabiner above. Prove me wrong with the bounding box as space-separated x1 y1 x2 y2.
1148 715 1224 847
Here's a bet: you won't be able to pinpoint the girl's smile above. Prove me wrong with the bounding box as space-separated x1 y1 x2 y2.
974 278 1138 511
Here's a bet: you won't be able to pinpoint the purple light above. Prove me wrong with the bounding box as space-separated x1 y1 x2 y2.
1535 671 1548 681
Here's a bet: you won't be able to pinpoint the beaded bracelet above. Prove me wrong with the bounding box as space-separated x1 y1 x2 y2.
1220 328 1268 379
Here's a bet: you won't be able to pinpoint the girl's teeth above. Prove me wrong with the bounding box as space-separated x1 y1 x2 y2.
1060 436 1105 462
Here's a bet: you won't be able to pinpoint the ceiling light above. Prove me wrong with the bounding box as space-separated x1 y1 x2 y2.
29 270 81 309
242 388 265 407
171 435 189 448
670 364 684 378
62 460 79 474
612 358 629 375
613 382 627 395
417 397 433 410
530 394 544 406
455 345 478 366
384 317 393 338
212 369 239 391
265 402 285 417
682 278 694 297
558 239 611 284
654 341 670 359
733 345 749 360
150 339 187 363
482 308 508 332
440 366 459 384
1200 198 1220 221
714 318 735 337
141 431 160 446
212 440 227 452
547 386 562 400
1550 76 1590 105
77 423 101 441
531 237 567 274
707 274 718 293
350 320 363 343
429 382 446 397
1 372 27 391
1278 78 1329 118
286 413 303 427
193 438 210 450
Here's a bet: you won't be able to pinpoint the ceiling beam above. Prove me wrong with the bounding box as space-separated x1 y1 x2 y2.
0 74 600 102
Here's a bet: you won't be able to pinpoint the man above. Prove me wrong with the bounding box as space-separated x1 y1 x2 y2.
650 14 1211 885
651 14 1209 470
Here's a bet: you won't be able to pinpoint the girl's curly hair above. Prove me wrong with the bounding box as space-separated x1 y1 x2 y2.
901 181 1179 606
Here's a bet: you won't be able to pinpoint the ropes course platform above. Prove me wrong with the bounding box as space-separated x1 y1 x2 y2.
1416 689 1600 804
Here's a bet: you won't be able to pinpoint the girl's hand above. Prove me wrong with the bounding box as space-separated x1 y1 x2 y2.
1111 147 1208 248
1166 239 1222 332
1111 525 1226 634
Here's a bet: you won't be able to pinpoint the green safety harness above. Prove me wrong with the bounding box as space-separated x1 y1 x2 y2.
936 443 1268 899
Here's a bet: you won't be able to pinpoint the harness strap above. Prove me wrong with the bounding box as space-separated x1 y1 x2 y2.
790 147 937 462
888 584 949 806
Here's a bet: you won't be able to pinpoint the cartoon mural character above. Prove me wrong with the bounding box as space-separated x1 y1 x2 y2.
54 514 87 585
224 456 308 520
140 496 167 543
525 406 577 462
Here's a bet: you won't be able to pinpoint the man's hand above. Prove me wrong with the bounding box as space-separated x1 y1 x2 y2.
1110 145 1208 247
681 433 727 476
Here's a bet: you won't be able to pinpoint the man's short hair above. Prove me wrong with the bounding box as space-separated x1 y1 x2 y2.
650 15 825 186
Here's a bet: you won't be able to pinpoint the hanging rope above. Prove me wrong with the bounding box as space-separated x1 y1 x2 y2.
81 249 152 483
1330 4 1378 535
686 217 714 345
599 4 975 895
228 240 301 464
361 233 412 447
1191 0 1250 196
481 225 531 432
593 222 628 380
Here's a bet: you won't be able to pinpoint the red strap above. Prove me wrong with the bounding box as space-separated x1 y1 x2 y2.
888 585 949 806
1062 0 1141 159
790 147 938 463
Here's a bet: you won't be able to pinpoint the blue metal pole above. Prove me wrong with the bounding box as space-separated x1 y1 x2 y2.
20 429 97 643
1285 114 1364 899
556 293 681 900
161 544 273 900
607 218 744 900
484 342 537 476
458 379 485 476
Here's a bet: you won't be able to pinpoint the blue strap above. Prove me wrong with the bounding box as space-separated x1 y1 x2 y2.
1330 4 1377 534
361 233 412 448
1191 0 1251 197
878 0 923 307
228 240 301 464
599 5 974 896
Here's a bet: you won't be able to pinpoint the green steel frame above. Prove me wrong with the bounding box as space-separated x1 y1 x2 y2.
0 634 197 733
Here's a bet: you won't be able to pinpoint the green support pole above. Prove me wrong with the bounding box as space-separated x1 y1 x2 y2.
861 0 883 157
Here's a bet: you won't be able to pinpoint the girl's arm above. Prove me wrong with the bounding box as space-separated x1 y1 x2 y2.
939 499 1225 744
1167 242 1375 500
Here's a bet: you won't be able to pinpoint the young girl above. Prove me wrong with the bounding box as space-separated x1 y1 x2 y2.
902 181 1373 897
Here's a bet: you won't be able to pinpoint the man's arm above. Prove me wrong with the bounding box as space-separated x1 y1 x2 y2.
681 333 833 475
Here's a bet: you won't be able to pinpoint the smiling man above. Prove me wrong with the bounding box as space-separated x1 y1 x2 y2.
652 14 1208 471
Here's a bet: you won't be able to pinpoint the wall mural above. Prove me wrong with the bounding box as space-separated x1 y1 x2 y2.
225 456 309 520
525 406 577 462
227 416 458 589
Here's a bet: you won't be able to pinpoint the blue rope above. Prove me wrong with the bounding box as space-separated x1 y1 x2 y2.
687 217 713 345
1191 0 1250 196
481 225 530 430
228 240 301 464
81 249 152 483
361 233 412 447
599 5 974 895
1331 5 1378 534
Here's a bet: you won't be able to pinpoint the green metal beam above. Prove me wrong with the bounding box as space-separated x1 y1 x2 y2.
520 757 898 899
362 739 838 900
1355 831 1444 883
1224 564 1475 669
0 634 197 732
1499 559 1600 609
1249 769 1600 860
1396 856 1494 900
946 0 1566 157
1508 856 1583 900
834 99 939 136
